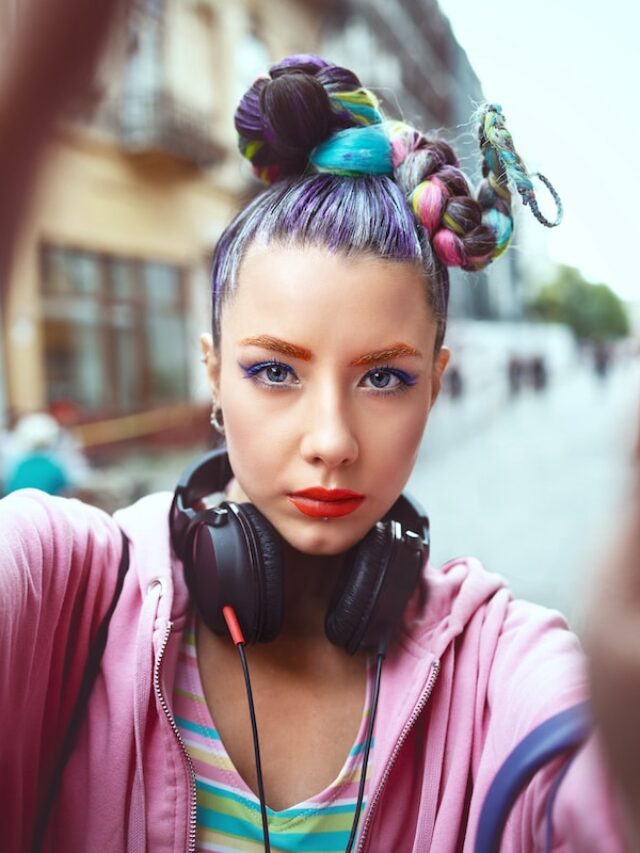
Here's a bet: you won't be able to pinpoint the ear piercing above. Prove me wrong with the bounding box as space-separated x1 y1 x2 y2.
210 403 225 435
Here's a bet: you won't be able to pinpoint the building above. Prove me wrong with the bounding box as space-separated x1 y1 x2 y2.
3 0 331 447
322 0 525 323
2 0 524 449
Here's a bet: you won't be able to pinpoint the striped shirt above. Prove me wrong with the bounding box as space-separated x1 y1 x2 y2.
173 610 374 853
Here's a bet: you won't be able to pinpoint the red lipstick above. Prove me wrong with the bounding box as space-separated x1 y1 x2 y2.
287 487 365 519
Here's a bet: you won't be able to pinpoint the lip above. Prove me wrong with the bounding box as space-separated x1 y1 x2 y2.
290 488 365 501
287 488 366 519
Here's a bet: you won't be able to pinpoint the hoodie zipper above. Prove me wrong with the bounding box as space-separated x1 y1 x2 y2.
355 658 440 853
153 620 198 853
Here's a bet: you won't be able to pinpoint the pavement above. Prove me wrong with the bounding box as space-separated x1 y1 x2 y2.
409 356 640 627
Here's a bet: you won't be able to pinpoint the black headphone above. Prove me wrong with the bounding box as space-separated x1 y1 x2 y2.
169 446 430 655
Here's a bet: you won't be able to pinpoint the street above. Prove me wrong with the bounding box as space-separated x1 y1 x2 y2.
408 357 640 627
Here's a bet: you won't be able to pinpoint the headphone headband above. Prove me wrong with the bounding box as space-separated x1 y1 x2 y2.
170 446 233 557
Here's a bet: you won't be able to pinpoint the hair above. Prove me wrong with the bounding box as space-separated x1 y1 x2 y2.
211 54 559 353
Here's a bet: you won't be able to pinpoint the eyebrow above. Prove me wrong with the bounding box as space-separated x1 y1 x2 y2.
239 336 422 366
350 344 423 366
239 335 313 361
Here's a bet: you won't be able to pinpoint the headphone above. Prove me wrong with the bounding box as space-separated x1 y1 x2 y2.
169 446 430 655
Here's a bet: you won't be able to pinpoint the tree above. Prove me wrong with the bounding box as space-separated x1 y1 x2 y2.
528 265 631 341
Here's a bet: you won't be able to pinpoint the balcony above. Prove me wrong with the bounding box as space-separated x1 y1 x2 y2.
112 87 226 168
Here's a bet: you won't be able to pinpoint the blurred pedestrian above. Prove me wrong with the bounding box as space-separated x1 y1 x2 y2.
593 340 613 381
1 412 87 496
445 363 464 399
507 354 524 396
530 354 548 391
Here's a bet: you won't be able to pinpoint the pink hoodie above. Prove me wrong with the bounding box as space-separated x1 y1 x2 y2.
0 489 627 852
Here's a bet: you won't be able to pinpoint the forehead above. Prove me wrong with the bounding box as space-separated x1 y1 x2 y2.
224 243 435 348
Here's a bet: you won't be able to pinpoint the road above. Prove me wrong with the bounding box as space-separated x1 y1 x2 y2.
407 357 640 627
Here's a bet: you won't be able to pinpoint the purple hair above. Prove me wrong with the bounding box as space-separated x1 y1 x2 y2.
210 174 450 351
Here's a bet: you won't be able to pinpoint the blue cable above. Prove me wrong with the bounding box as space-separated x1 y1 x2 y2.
474 702 591 853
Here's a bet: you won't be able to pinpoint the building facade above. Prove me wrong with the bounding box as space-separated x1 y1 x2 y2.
322 0 524 323
2 0 522 447
3 0 330 445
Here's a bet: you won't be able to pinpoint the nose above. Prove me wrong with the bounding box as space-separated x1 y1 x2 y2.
299 387 359 470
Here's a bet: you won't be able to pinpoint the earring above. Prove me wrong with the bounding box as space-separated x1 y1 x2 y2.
210 403 225 435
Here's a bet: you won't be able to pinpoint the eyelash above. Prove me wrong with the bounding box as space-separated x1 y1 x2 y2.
239 360 418 396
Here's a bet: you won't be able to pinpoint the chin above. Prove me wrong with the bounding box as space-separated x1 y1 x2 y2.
280 517 373 557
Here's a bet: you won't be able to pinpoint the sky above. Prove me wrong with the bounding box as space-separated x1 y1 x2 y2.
437 0 640 303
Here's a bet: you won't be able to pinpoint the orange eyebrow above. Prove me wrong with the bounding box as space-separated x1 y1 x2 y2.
350 344 422 366
239 335 313 361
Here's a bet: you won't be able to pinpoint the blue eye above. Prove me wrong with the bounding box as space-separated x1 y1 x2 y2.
361 366 417 394
240 360 299 388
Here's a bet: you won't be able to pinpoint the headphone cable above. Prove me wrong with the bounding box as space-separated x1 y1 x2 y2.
237 642 272 853
225 604 385 853
344 651 384 853
224 606 271 852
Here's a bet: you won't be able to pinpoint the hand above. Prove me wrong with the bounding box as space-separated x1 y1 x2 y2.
587 413 640 845
0 0 128 292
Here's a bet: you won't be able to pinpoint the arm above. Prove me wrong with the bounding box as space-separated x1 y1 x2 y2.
476 598 627 851
586 450 640 848
0 489 124 853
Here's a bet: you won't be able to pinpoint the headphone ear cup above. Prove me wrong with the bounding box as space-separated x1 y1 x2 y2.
236 503 284 643
325 522 391 655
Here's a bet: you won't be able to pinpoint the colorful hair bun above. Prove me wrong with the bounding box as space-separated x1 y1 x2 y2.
234 56 562 272
310 125 393 177
235 54 383 184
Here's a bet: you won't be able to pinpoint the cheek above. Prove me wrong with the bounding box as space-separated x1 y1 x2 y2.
367 390 431 450
219 380 292 502
358 395 431 501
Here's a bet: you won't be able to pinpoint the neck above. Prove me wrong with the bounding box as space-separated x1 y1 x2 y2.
279 542 348 641
222 479 350 644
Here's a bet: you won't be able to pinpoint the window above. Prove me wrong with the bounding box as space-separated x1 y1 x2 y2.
40 246 190 417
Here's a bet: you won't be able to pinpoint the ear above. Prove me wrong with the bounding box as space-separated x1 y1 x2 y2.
429 345 450 407
199 333 221 397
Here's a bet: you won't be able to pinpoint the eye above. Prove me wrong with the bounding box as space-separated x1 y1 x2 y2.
360 366 417 394
240 359 299 388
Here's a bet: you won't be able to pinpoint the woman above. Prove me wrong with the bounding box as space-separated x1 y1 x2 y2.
1 55 636 852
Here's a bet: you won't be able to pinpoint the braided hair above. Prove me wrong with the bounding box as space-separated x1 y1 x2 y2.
212 54 560 351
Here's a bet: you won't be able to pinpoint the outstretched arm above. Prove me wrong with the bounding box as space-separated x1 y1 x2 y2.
587 417 640 847
0 0 128 292
0 490 123 852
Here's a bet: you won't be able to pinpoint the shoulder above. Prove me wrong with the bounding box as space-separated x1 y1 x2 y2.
1 488 120 567
0 489 124 614
402 555 585 701
401 555 511 655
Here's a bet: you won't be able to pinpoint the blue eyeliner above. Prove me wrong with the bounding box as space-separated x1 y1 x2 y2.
238 359 418 393
239 359 294 379
370 366 418 386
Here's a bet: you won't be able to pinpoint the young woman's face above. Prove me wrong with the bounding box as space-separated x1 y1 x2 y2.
203 244 449 556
